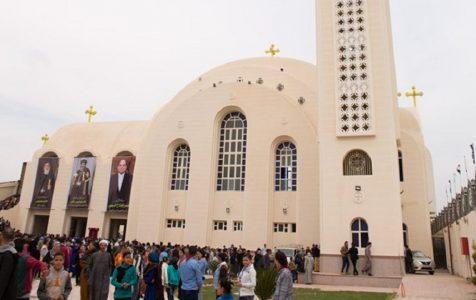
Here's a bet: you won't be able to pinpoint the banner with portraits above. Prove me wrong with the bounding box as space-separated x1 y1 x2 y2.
31 157 59 209
107 156 135 211
67 157 96 208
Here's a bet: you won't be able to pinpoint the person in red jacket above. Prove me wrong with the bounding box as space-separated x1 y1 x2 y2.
60 240 72 271
15 242 48 299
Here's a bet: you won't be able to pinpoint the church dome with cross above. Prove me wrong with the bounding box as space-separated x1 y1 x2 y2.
3 0 436 283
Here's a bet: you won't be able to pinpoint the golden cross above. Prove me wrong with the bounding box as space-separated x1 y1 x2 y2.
85 105 97 123
41 134 49 145
265 44 280 57
404 86 424 107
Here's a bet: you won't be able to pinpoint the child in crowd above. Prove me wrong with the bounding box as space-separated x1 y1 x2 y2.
216 279 234 300
37 253 72 300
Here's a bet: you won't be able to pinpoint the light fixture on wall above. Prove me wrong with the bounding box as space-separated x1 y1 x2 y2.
174 205 179 212
226 207 231 214
354 185 363 204
282 208 288 215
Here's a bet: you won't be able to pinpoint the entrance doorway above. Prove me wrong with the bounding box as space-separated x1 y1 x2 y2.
109 219 127 240
69 217 87 238
32 215 49 235
432 237 448 269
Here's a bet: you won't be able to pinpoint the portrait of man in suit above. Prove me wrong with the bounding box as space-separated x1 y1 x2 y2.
107 156 134 210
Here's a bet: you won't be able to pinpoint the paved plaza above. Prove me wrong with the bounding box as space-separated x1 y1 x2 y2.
397 273 476 300
28 271 476 300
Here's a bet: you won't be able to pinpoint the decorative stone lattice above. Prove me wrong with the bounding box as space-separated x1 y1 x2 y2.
335 0 373 136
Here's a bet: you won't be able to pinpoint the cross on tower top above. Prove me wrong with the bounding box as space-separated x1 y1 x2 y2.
85 105 97 123
41 134 49 145
404 86 424 107
265 44 280 57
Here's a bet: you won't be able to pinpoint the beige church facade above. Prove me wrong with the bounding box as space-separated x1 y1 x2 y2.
1 0 436 277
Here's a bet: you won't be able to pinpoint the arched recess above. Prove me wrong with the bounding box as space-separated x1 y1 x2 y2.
116 151 134 157
41 151 58 158
343 149 372 176
77 151 94 157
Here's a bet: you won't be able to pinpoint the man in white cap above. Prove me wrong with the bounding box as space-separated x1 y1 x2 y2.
88 239 113 300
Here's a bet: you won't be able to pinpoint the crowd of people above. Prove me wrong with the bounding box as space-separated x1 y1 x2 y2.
0 222 321 300
339 241 373 276
0 216 382 300
0 193 20 211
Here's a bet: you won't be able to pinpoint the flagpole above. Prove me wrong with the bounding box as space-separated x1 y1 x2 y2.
456 164 462 191
464 156 469 185
449 179 453 199
470 143 475 178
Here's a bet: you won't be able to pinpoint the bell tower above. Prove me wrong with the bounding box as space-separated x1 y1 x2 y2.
316 0 404 276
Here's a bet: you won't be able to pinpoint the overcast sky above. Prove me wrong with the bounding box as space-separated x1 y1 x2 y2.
0 0 474 212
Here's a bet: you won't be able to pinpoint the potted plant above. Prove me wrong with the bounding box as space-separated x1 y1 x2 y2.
255 268 278 300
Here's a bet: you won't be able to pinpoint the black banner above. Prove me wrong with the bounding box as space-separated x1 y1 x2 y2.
31 157 59 209
67 157 96 208
107 156 135 211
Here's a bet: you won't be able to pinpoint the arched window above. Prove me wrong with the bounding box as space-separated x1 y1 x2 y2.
351 218 369 248
398 150 404 182
275 142 297 191
78 151 93 157
343 150 372 176
217 112 247 191
171 144 191 190
402 223 408 246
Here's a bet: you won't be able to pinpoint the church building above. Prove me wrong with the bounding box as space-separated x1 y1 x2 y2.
1 0 435 278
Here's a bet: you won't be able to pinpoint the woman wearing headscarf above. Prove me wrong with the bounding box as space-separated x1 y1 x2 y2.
213 252 229 299
143 251 164 300
111 252 138 300
273 251 293 300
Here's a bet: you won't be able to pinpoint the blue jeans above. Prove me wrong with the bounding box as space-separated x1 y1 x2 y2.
341 256 349 273
180 289 198 300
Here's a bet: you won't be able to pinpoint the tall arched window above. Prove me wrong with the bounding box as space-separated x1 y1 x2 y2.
351 218 369 248
275 142 297 191
402 223 408 246
171 144 191 191
217 112 247 191
343 150 372 176
398 150 404 182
